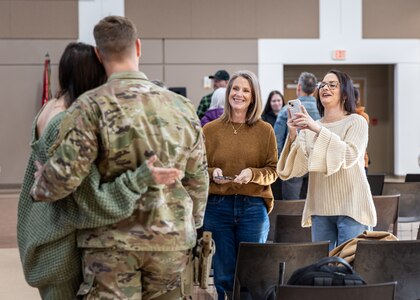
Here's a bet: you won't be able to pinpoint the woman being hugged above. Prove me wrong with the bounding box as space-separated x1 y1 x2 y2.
202 70 278 299
277 69 376 251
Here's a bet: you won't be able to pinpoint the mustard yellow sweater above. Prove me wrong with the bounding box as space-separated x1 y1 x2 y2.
277 114 376 227
203 119 278 212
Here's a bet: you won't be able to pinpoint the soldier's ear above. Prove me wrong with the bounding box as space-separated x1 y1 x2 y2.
136 38 142 59
94 47 103 63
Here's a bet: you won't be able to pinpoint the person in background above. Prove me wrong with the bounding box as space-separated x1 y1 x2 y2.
274 72 320 200
203 70 278 299
262 90 285 127
200 87 226 126
277 69 376 251
30 16 208 299
17 42 182 299
196 70 230 119
354 87 370 174
262 90 285 199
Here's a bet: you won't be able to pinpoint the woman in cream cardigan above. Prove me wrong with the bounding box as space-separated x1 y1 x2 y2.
277 69 376 251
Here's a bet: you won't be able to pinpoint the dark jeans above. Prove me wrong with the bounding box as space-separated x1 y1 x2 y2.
281 176 303 200
203 194 269 300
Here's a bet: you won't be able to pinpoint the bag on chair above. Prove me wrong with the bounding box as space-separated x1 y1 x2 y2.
287 256 366 286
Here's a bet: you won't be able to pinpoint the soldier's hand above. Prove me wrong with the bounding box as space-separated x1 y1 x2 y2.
34 160 44 180
147 155 183 185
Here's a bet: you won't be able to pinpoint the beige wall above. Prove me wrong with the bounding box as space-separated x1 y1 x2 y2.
126 0 319 38
0 0 78 39
0 0 418 184
0 0 77 185
363 0 420 38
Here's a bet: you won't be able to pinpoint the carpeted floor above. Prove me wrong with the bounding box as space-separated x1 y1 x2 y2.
0 192 40 299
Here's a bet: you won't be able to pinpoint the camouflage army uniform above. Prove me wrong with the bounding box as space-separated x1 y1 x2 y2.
31 71 209 299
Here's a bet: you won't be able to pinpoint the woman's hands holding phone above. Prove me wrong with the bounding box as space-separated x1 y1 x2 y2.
213 168 252 185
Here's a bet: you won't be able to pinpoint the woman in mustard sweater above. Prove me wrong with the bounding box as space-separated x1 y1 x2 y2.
277 69 376 251
202 70 278 299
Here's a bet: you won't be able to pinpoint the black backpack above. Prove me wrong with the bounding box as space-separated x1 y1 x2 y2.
287 256 366 286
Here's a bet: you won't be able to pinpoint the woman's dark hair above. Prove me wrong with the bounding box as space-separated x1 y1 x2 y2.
262 90 285 115
316 69 356 117
56 42 107 108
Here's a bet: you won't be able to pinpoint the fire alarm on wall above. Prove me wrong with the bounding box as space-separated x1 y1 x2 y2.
332 50 346 60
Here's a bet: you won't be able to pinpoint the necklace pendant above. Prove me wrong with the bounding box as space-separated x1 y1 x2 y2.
233 130 237 135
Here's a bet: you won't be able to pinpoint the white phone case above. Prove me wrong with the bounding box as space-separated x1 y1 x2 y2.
289 99 302 118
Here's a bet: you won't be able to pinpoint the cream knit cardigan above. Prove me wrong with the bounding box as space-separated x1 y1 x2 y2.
277 114 377 227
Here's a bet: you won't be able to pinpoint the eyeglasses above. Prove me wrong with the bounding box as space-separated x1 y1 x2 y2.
317 81 340 90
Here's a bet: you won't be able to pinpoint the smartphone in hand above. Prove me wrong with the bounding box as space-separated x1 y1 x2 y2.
214 175 235 181
288 99 302 119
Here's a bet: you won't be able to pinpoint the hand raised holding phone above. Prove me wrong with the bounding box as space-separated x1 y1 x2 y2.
288 99 302 119
287 102 322 136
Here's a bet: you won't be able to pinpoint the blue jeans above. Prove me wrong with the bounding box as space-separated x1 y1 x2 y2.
311 215 369 251
203 194 269 300
281 177 303 200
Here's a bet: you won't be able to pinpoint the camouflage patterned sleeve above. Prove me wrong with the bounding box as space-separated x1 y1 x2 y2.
182 129 209 228
67 161 155 229
30 99 99 202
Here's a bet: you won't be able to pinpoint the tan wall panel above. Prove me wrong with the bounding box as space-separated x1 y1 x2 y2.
139 39 163 64
0 40 71 184
256 0 319 38
10 1 78 38
0 65 59 184
126 0 192 38
165 64 258 108
139 65 164 84
127 0 318 39
191 0 256 38
0 2 11 38
164 39 257 64
363 0 420 38
0 40 72 64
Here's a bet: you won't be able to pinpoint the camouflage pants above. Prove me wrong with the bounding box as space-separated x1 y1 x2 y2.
77 248 190 300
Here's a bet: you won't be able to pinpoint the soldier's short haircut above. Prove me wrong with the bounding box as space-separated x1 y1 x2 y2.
94 15 138 60
298 72 317 95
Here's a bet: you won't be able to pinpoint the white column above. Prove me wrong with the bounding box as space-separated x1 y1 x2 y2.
78 0 124 45
394 63 420 175
258 61 284 105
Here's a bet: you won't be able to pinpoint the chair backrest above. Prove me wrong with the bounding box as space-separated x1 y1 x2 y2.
405 173 420 182
417 224 420 240
382 182 420 222
353 240 420 300
232 241 329 300
276 282 397 300
268 200 305 241
372 194 399 236
273 214 312 243
367 173 386 195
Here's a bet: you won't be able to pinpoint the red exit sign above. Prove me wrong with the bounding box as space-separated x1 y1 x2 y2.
332 50 346 60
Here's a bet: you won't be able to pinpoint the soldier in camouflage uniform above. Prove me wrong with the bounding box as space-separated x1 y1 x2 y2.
31 15 209 300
